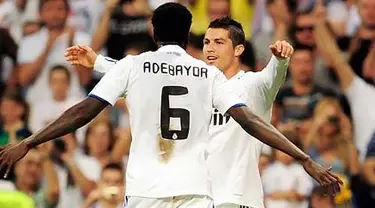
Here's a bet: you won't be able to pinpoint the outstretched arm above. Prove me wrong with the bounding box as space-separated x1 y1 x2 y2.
227 105 342 194
25 97 108 148
253 41 291 110
0 97 108 177
228 106 307 162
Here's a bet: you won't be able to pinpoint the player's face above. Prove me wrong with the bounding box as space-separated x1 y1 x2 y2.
359 0 375 29
203 28 235 71
289 50 314 85
40 0 68 29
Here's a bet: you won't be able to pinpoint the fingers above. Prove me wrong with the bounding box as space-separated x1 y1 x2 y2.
4 164 12 178
270 40 294 58
0 153 9 178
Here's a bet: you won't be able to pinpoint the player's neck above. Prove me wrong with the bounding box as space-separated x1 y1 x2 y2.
223 61 241 79
158 42 186 49
292 81 314 95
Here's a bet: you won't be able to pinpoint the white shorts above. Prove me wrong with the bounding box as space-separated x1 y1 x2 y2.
215 203 251 208
124 195 213 208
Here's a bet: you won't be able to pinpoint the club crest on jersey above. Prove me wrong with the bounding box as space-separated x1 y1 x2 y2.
212 109 230 126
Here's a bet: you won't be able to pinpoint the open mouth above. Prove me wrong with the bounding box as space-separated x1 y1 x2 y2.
206 56 218 61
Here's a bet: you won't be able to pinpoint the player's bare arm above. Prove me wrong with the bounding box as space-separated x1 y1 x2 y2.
0 97 108 177
228 105 343 194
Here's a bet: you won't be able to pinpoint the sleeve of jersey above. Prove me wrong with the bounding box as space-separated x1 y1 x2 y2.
212 71 245 114
89 56 133 105
249 55 289 109
93 54 118 73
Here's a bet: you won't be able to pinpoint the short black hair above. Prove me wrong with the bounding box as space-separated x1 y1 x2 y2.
103 163 123 173
39 0 70 12
49 65 71 83
188 33 205 50
208 16 245 46
152 3 192 45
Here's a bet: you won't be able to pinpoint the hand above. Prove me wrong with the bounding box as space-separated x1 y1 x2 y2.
271 0 291 26
0 141 30 178
269 40 294 59
64 45 98 69
313 0 327 24
301 158 343 195
105 0 120 11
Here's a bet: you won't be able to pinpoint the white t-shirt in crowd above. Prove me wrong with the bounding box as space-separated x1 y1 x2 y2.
262 161 313 208
90 45 243 198
207 56 288 207
17 27 89 104
28 96 89 145
345 76 375 161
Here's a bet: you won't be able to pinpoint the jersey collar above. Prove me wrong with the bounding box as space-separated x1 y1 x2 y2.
158 45 186 54
230 70 245 80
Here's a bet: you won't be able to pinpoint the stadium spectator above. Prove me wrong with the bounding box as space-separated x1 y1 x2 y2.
314 10 375 160
17 0 91 105
29 65 79 134
66 0 104 34
82 163 125 208
0 28 18 93
262 130 313 208
309 186 335 208
0 90 31 146
91 0 154 59
13 147 59 208
335 0 375 85
253 0 297 67
274 45 338 123
0 0 40 43
303 98 353 206
189 0 255 39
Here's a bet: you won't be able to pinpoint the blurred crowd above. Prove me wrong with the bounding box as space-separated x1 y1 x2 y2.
0 0 374 207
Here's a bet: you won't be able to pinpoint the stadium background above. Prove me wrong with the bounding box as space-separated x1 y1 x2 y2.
0 0 374 207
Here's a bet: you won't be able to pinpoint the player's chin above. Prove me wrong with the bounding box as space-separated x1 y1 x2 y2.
205 59 217 65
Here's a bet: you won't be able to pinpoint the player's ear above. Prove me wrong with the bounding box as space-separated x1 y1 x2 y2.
234 44 245 57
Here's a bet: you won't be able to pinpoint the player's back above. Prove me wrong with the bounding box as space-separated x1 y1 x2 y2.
123 45 220 198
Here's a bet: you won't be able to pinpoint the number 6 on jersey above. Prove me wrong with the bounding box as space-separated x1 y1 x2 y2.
160 86 190 140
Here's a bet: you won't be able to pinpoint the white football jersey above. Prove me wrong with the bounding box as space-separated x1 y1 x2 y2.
207 56 289 207
89 45 243 198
